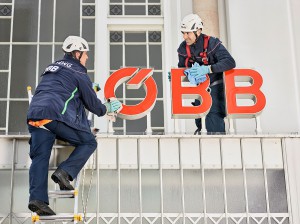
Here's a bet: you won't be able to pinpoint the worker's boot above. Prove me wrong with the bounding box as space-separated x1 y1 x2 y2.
28 200 56 216
51 168 74 190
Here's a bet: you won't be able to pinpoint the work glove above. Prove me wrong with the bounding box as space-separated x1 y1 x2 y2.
104 98 122 114
92 82 101 92
184 62 210 85
168 72 171 82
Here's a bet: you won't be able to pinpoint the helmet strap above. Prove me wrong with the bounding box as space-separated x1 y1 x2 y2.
78 52 83 61
69 51 83 63
193 31 199 44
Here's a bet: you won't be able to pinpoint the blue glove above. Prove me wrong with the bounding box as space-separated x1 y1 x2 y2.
104 99 122 113
184 70 207 85
184 62 210 85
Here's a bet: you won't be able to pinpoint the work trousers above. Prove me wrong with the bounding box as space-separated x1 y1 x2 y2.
28 120 97 204
194 83 226 134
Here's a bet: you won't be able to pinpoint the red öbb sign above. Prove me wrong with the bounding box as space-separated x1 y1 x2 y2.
104 68 266 119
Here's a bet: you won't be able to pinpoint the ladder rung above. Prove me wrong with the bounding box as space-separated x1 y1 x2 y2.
48 189 77 198
32 213 82 222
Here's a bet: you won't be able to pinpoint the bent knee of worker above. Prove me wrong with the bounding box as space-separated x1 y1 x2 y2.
83 137 97 152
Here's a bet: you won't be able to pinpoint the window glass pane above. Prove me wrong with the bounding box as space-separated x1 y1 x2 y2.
0 74 8 98
151 100 164 127
246 169 267 212
55 0 80 42
149 45 162 70
0 45 9 70
38 45 52 83
110 45 123 70
142 170 161 212
125 102 147 134
86 44 94 70
11 45 36 98
110 0 122 2
13 0 38 42
113 116 123 128
0 19 11 41
83 0 95 3
0 0 12 3
149 0 160 2
99 170 118 212
205 169 224 213
125 0 145 2
82 19 95 42
152 72 162 98
125 45 146 67
125 5 145 15
126 85 145 98
110 31 123 42
120 169 139 212
148 5 161 15
183 170 204 213
162 170 182 213
8 101 28 133
0 101 7 127
267 170 288 213
110 5 122 15
82 5 95 16
149 31 161 42
225 170 246 213
0 5 12 16
87 72 95 82
115 83 124 98
40 0 53 42
125 32 146 42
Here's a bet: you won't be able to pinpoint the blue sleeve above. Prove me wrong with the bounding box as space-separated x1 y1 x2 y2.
177 42 188 68
77 75 107 117
209 39 236 73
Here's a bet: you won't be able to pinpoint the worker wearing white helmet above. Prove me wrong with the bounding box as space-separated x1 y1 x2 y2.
27 36 122 215
177 14 236 134
62 35 90 66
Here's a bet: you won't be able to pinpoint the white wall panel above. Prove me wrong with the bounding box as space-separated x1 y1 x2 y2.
221 138 242 168
159 138 179 168
15 140 30 169
226 0 300 133
241 138 263 168
180 138 200 168
283 137 300 224
0 139 13 169
119 138 138 169
98 138 117 169
140 138 159 169
201 138 221 168
262 138 283 169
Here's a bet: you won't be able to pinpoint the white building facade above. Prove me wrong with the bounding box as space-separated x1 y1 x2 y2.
0 0 300 223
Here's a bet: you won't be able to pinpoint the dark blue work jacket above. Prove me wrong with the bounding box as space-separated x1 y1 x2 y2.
177 33 236 84
27 54 107 133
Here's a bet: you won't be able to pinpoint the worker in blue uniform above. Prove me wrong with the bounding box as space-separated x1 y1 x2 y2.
177 14 236 134
27 36 122 215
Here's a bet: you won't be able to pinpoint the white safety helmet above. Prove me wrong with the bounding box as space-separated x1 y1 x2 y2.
180 14 203 32
62 36 89 53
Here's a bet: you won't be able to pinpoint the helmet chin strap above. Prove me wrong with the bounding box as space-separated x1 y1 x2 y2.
70 51 83 63
193 31 200 44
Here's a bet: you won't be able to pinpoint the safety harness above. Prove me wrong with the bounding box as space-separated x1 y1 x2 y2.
185 34 210 67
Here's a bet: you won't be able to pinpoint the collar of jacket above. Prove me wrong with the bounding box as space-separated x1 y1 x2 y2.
190 33 205 50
